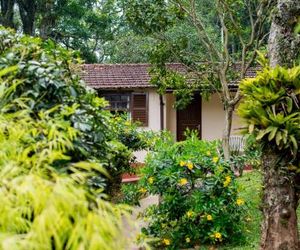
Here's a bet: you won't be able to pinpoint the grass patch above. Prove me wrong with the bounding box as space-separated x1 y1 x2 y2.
200 170 300 250
195 170 263 250
219 170 263 250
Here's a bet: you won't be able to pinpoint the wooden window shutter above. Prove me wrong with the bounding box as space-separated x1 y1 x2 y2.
131 93 148 126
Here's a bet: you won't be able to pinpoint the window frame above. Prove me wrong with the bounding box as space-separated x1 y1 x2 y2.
101 91 149 127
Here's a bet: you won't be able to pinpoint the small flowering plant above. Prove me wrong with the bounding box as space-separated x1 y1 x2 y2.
138 133 247 249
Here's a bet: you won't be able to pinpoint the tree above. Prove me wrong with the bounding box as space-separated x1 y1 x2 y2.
123 0 273 159
261 0 300 249
0 0 117 62
238 1 300 249
0 0 15 29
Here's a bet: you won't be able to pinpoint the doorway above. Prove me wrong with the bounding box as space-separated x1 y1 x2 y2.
177 94 202 141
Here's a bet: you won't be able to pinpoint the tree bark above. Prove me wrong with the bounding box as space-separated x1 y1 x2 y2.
268 0 300 67
261 0 300 249
260 150 299 250
0 0 15 29
17 0 37 36
39 0 56 40
222 104 233 161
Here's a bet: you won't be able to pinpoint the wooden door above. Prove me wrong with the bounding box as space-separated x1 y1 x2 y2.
177 94 202 141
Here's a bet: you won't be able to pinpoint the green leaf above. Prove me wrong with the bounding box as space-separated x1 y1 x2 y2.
0 65 18 78
286 97 293 113
290 135 298 154
268 127 278 141
275 131 282 146
248 124 254 133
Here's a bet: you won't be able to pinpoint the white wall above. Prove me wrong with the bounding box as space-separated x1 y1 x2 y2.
165 93 177 138
133 91 242 162
132 88 161 162
202 93 242 141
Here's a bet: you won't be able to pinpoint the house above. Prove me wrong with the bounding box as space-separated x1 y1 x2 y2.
81 63 257 161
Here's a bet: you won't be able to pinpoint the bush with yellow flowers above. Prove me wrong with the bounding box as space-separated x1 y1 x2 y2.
139 132 246 249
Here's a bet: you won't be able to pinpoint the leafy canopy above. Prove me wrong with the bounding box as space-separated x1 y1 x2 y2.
238 63 300 165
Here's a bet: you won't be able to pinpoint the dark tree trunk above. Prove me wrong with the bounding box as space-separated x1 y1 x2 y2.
260 150 299 250
261 0 300 249
17 0 37 36
39 0 56 40
0 0 15 29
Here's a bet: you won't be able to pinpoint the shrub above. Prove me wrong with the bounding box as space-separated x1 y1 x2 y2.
238 64 300 163
120 183 143 206
0 27 133 193
0 79 131 249
139 133 246 249
230 135 262 176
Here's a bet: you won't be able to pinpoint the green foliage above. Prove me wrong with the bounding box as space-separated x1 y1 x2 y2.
238 65 300 165
111 115 148 151
1 0 117 62
120 183 143 206
0 27 133 192
124 0 180 35
0 68 131 249
138 133 246 248
230 135 262 175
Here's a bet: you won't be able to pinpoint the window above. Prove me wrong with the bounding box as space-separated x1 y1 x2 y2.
131 93 148 127
103 94 130 112
102 93 148 127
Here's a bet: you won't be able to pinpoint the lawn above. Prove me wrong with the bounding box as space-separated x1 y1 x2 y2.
219 171 263 250
205 170 299 250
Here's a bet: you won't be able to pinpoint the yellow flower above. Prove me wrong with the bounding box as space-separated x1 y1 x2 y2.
207 214 213 221
139 187 147 193
236 198 245 206
162 238 171 246
212 156 219 163
223 176 231 187
186 162 194 170
246 217 251 222
148 177 154 184
179 178 188 186
124 121 131 126
180 160 186 167
186 237 191 243
225 176 231 182
214 232 222 239
206 151 211 156
186 210 194 218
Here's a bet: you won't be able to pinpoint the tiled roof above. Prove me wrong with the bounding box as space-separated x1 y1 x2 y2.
81 63 188 89
80 63 260 90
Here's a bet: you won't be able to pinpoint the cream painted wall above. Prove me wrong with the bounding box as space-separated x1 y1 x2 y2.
163 92 242 141
132 88 161 162
134 90 242 162
165 93 177 138
202 93 242 141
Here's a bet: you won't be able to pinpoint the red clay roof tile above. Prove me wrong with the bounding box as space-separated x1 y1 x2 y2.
80 63 259 89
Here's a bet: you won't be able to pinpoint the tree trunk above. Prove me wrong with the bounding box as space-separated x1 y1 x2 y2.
39 0 55 40
260 150 299 250
17 0 37 36
261 0 300 249
222 104 233 161
0 0 15 29
268 0 300 68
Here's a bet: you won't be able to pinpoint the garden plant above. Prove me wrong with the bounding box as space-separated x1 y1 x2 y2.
137 133 247 249
0 27 139 249
0 27 139 194
238 62 300 249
